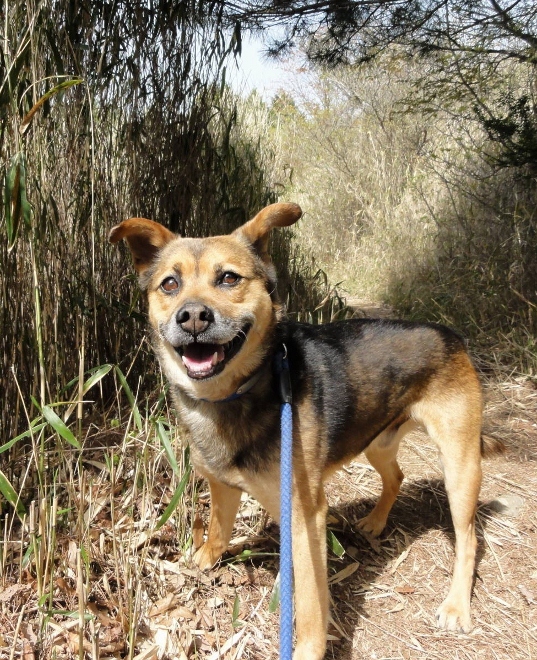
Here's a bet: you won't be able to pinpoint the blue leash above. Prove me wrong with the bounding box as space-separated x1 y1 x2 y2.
276 345 293 660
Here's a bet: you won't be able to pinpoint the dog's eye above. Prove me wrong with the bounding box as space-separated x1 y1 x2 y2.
161 277 179 292
220 272 241 286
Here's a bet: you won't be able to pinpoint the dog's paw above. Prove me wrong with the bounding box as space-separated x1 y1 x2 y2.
293 641 326 660
192 543 223 571
356 512 386 538
436 598 472 633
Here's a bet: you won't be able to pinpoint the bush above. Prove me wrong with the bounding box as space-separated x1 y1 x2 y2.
271 55 537 374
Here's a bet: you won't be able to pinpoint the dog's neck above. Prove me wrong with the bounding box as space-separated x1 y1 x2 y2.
199 367 266 403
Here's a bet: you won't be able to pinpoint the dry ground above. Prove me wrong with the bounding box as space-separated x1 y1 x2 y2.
182 376 537 660
1 374 536 659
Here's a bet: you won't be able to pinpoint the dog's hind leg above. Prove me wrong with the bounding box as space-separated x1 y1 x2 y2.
434 432 481 633
415 382 482 633
357 421 412 537
193 477 242 571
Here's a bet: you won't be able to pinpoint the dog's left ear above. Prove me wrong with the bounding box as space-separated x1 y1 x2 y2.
109 218 176 273
234 203 302 260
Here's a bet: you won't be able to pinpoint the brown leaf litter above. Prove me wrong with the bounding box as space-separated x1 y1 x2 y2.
0 376 536 659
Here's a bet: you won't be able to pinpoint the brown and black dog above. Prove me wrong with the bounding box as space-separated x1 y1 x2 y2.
111 202 487 659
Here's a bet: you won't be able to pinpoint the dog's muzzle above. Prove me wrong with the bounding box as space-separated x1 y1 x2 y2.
176 327 251 379
170 303 251 380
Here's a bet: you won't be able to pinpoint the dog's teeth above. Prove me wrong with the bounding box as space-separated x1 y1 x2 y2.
211 351 219 366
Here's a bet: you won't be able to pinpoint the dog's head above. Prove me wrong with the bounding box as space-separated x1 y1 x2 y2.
110 203 302 400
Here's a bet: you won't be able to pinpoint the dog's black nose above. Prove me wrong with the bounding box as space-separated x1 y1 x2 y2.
176 303 214 336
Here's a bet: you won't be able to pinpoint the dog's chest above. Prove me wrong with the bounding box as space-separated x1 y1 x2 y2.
175 390 281 480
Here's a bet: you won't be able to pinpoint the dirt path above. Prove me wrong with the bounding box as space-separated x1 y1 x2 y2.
344 297 394 319
183 307 537 659
322 377 537 659
192 377 537 659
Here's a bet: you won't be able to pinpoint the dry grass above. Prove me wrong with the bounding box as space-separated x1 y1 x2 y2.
1 369 535 660
272 58 537 375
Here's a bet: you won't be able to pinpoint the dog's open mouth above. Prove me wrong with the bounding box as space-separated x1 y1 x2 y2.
176 325 251 380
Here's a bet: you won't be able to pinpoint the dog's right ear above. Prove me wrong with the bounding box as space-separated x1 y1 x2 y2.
109 218 176 274
234 202 302 262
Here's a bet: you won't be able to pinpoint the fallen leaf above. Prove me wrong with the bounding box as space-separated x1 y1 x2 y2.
149 593 178 617
169 606 196 620
132 643 158 660
0 583 31 603
346 545 360 560
395 585 415 594
328 563 359 585
207 628 246 660
389 547 410 575
86 602 116 626
68 632 92 653
518 584 536 605
22 639 35 660
55 577 75 596
200 609 214 630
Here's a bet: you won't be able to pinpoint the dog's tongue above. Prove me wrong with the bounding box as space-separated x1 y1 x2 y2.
182 343 225 375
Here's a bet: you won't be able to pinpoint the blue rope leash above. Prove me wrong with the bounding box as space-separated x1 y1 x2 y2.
277 346 293 660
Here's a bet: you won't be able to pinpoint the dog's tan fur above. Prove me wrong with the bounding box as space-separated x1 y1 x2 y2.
110 203 487 659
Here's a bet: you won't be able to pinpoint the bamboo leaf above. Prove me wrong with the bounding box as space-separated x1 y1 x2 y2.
268 572 280 613
0 421 47 454
4 155 21 249
156 462 192 530
0 470 26 517
4 152 32 249
114 366 142 431
82 363 113 395
42 405 80 449
157 421 180 476
17 152 31 228
232 594 244 629
46 609 94 620
20 78 84 135
327 529 345 558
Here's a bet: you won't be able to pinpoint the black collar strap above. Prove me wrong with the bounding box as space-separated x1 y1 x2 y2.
199 343 291 404
200 367 265 403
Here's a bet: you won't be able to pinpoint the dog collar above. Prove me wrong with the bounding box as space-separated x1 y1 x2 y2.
199 344 290 404
199 367 265 403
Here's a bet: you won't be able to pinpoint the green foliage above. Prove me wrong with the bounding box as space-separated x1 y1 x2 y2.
155 450 192 530
4 152 31 250
476 94 537 168
327 529 345 558
0 469 26 516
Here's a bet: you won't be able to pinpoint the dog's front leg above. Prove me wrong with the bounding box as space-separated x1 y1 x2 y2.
292 485 329 660
193 477 242 570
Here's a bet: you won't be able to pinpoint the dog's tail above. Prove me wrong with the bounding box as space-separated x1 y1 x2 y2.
480 434 506 457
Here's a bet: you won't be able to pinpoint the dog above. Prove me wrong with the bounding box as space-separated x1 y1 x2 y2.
110 202 488 659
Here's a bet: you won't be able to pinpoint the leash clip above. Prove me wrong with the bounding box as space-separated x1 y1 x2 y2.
276 343 292 405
